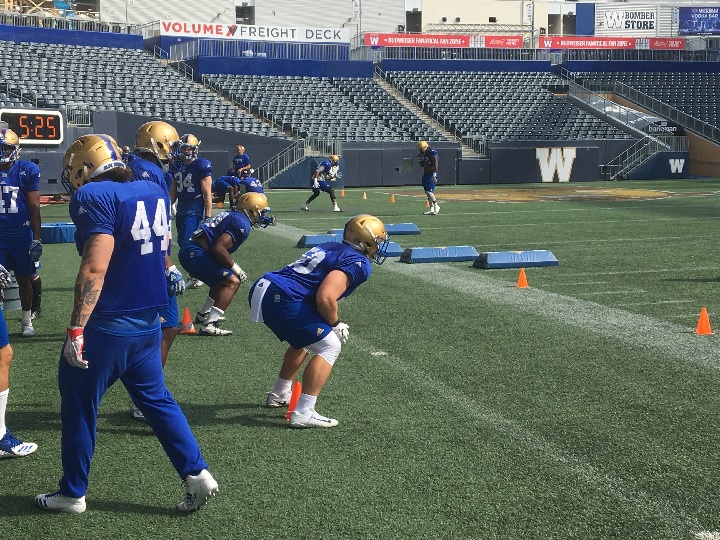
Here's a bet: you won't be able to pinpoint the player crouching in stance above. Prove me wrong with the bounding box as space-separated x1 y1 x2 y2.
300 154 342 212
249 214 389 428
179 192 275 336
36 134 218 513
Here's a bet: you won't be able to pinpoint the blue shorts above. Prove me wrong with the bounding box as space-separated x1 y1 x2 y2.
0 312 9 348
159 295 179 329
178 243 232 287
0 228 34 275
421 173 437 193
318 180 332 193
248 280 331 350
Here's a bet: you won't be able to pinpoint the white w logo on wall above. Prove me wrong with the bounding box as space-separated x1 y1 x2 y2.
536 148 577 182
369 36 379 46
669 158 685 174
604 11 625 29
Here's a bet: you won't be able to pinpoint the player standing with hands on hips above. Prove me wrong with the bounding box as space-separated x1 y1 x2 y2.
249 214 389 428
36 134 217 513
417 141 440 215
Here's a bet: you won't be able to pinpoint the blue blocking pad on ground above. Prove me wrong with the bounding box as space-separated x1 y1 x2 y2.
400 246 479 263
297 234 404 257
41 222 77 244
473 250 559 269
327 223 421 235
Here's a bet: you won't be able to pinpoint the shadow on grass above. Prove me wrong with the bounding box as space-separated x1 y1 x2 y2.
97 402 287 431
0 494 177 517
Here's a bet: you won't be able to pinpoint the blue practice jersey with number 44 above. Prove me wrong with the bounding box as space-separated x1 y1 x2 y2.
264 242 371 303
69 180 170 315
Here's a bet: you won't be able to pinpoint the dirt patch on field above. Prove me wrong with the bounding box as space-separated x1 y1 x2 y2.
423 186 720 203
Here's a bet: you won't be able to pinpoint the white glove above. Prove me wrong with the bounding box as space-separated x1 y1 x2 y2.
166 265 185 296
64 326 88 369
0 263 11 288
170 201 178 219
332 322 349 345
432 173 438 182
231 263 248 284
312 178 320 189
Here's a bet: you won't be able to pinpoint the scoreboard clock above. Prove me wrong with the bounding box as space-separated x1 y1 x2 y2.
0 109 64 145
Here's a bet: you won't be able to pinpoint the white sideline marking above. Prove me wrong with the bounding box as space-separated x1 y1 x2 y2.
696 532 720 540
259 223 715 535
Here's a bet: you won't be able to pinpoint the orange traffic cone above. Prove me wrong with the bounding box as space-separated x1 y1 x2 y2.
362 192 367 200
341 189 345 197
216 202 222 209
285 381 302 421
695 306 714 335
390 194 396 203
516 268 529 289
179 307 196 334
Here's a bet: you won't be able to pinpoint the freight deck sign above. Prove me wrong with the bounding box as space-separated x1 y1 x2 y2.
160 20 349 43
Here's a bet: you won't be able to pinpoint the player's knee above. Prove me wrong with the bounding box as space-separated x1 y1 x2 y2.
0 344 13 370
306 332 342 366
224 273 242 289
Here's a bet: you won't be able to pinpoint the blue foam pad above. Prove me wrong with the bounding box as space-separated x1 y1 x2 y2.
297 234 342 248
400 246 479 263
473 250 559 269
41 222 76 244
385 223 421 235
384 241 404 257
328 223 420 235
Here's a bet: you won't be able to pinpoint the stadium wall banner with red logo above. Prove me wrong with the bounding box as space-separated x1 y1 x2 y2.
160 20 349 43
538 36 684 49
364 33 524 48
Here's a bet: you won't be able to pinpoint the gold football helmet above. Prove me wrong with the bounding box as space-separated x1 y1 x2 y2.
62 134 126 190
135 121 179 163
329 154 340 165
0 128 20 163
174 133 200 164
343 214 389 264
235 192 274 228
416 141 429 153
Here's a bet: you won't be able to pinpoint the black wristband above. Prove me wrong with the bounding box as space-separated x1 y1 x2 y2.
331 319 341 327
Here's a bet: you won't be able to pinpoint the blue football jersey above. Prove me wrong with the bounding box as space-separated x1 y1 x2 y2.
70 180 170 315
420 148 439 168
191 210 251 255
0 159 41 230
240 176 264 193
126 153 170 197
264 242 371 303
316 159 332 176
173 157 212 214
232 153 251 175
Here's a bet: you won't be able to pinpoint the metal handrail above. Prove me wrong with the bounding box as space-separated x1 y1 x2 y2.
153 45 194 81
257 139 307 188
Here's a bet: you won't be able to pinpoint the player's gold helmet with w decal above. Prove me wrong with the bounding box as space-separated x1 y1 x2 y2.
342 214 389 265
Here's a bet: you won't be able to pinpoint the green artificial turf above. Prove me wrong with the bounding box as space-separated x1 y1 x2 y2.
3 181 720 540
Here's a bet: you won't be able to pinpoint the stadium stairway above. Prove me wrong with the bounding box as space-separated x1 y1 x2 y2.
373 73 478 157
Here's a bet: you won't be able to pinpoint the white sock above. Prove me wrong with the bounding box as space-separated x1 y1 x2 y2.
271 378 293 397
22 311 32 325
0 388 8 438
200 296 215 314
295 393 317 415
206 306 225 324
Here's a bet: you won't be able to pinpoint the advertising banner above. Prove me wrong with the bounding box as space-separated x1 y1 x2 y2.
364 33 471 47
678 7 720 35
538 37 637 49
603 10 656 31
160 20 349 43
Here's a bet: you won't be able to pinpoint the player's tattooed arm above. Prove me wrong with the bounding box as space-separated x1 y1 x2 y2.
69 233 114 328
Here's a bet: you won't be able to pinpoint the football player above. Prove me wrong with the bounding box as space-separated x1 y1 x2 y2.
249 214 389 428
0 128 42 337
178 192 274 336
125 121 185 421
300 154 342 212
231 144 252 177
0 261 37 459
170 134 213 289
417 141 440 215
36 134 217 513
213 171 264 209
